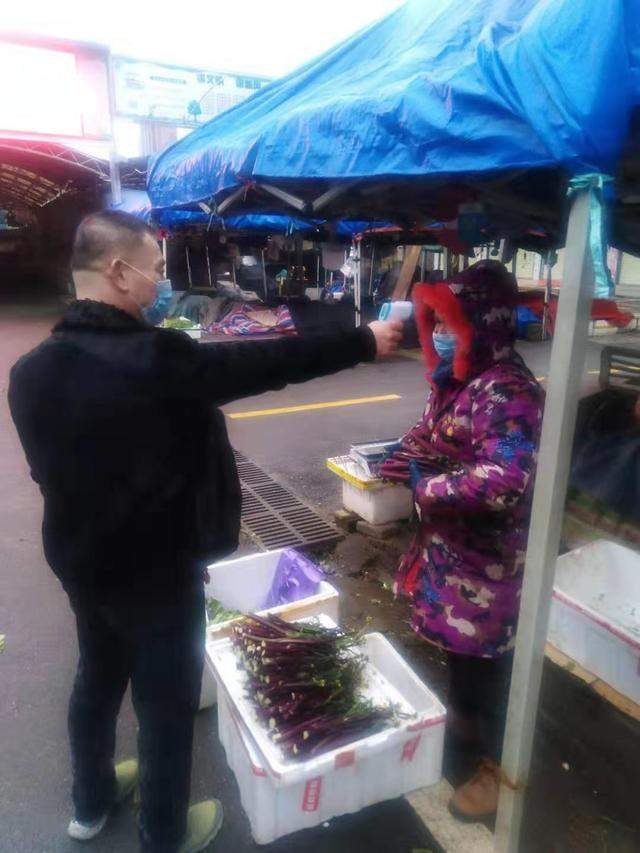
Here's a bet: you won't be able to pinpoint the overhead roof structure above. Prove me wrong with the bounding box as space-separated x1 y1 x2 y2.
0 137 110 210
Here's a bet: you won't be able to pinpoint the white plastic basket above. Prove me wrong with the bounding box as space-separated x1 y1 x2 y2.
548 540 640 704
199 549 339 709
210 622 446 844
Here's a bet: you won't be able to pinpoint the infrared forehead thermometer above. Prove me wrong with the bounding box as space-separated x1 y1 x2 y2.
378 301 413 322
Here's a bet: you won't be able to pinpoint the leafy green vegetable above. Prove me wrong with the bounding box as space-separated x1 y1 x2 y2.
164 316 198 330
206 598 242 624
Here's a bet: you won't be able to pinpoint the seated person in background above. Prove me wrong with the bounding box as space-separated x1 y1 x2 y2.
381 260 544 820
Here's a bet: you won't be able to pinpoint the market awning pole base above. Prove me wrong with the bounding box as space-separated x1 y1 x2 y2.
495 188 593 852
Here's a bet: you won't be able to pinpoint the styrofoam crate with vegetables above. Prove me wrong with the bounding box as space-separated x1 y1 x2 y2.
208 613 446 844
199 549 339 709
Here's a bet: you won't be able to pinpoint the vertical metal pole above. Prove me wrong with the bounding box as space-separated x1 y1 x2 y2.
261 249 268 299
316 250 321 300
542 252 553 340
105 51 122 206
205 244 213 288
611 248 622 295
369 243 376 295
354 242 362 328
495 190 593 852
185 245 193 287
443 247 452 278
419 246 426 281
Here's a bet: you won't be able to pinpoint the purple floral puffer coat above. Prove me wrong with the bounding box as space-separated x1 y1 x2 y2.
380 261 544 658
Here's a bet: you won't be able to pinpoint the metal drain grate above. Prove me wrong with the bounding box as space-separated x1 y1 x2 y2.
234 451 342 550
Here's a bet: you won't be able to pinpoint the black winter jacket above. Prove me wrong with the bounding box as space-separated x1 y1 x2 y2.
9 300 376 600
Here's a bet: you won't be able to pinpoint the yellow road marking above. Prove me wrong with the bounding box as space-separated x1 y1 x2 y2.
228 394 402 420
536 369 602 382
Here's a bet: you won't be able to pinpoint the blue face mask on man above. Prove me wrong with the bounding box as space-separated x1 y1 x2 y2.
121 260 173 326
432 331 457 361
141 279 173 326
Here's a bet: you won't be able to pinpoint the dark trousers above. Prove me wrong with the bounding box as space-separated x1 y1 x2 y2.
68 584 205 853
448 651 514 763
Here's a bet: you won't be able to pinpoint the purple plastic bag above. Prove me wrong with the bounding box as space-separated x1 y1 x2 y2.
262 549 325 610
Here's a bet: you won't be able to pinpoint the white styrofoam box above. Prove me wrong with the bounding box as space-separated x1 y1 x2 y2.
341 479 413 525
548 540 640 704
185 328 202 339
327 455 413 525
209 625 446 844
199 549 339 709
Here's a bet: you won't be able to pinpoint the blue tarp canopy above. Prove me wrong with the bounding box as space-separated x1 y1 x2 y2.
112 192 318 232
113 189 152 221
148 0 639 234
111 191 393 239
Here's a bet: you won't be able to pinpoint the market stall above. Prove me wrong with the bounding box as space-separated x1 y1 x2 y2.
146 1 640 847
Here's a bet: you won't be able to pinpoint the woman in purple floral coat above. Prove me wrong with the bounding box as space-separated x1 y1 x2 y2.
380 260 544 819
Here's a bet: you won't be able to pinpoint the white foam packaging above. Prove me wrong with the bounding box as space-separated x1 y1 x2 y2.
326 455 414 524
548 540 640 704
208 618 446 844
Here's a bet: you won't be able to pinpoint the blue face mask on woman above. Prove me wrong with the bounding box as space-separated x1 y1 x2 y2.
432 331 457 361
121 261 173 326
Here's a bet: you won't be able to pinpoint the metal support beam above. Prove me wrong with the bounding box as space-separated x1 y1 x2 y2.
310 182 356 213
217 185 248 215
495 189 593 852
106 52 122 205
256 182 307 212
261 249 268 300
443 247 453 278
369 243 376 295
205 244 213 288
353 242 362 328
185 245 192 287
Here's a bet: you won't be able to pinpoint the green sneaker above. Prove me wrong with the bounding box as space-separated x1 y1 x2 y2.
114 759 139 804
177 800 224 853
67 759 139 841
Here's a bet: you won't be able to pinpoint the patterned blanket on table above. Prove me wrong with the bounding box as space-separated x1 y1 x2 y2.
206 303 296 336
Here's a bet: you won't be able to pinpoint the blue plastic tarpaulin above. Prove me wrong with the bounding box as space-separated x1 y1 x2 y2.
112 189 153 221
148 0 640 211
111 194 318 233
111 194 392 238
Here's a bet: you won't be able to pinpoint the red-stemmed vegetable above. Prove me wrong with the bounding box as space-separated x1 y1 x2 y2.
231 614 397 760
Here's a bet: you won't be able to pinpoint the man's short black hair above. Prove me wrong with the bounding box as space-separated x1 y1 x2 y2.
71 210 158 271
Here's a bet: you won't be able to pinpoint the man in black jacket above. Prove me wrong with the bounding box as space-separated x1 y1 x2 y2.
8 211 402 853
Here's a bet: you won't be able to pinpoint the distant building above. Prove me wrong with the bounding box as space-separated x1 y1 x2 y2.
112 56 271 157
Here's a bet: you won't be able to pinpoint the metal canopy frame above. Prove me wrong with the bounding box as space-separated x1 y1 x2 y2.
0 138 110 211
495 189 594 851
